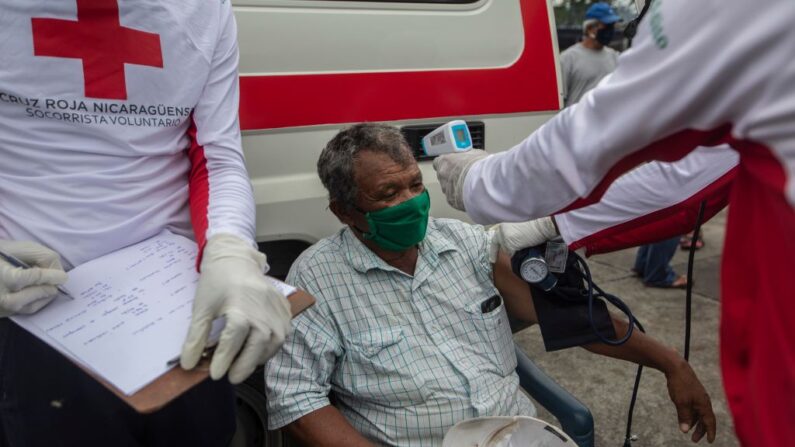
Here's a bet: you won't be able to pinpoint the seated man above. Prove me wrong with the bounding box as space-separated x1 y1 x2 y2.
265 123 716 446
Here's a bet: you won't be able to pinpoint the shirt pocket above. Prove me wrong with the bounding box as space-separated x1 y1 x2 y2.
463 297 517 377
342 326 428 408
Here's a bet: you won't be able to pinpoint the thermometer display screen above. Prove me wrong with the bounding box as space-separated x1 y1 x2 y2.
455 128 465 142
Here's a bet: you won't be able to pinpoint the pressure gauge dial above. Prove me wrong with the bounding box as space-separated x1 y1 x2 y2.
519 254 558 291
520 257 549 283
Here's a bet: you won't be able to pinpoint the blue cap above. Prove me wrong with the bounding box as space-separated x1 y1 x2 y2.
585 2 622 24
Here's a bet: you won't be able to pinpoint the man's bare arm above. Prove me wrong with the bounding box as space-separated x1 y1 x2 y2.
492 251 716 443
492 250 537 330
284 405 374 447
583 318 716 443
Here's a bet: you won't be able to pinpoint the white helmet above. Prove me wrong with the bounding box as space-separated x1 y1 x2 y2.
443 416 575 447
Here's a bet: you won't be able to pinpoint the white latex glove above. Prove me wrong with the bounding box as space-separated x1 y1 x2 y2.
180 234 292 384
488 217 559 263
0 240 67 317
432 149 490 211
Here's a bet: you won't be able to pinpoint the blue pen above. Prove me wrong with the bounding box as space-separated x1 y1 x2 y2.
0 250 73 300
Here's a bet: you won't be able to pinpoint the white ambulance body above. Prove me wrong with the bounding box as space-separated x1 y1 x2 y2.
233 0 565 273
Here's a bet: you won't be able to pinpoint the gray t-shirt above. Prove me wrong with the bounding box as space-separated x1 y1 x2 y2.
560 43 619 107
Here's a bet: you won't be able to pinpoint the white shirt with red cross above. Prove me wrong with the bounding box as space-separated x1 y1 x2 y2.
0 0 254 269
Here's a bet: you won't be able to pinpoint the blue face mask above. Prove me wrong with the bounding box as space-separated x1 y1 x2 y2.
596 25 615 46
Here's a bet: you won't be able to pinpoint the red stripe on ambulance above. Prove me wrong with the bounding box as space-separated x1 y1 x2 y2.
238 0 559 130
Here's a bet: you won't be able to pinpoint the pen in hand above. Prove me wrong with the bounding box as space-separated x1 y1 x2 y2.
166 346 216 368
0 250 73 300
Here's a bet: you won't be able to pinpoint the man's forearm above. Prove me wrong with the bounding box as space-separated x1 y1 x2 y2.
495 249 685 374
585 316 717 442
284 405 374 447
583 316 684 374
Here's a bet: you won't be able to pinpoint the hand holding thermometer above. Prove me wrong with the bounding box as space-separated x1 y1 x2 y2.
421 120 473 156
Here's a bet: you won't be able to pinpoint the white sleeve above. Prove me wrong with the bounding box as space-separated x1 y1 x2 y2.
554 146 738 255
461 0 749 225
187 3 256 253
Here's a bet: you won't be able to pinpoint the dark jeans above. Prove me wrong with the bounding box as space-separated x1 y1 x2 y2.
0 319 236 447
633 237 680 286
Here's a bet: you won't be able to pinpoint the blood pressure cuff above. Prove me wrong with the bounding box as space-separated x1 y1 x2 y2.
513 246 616 352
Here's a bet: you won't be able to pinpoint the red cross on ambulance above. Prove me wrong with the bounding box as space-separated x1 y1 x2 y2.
31 0 163 100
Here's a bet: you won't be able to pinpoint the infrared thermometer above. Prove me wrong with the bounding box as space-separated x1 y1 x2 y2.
421 120 473 156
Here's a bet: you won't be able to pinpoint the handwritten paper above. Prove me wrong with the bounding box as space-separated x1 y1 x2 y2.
12 230 295 396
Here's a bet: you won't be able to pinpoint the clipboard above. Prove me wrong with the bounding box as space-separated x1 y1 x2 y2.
83 290 315 414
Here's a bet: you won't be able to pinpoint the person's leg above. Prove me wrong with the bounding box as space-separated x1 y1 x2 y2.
640 237 680 287
0 321 10 447
633 244 650 275
0 319 142 447
0 320 237 447
144 376 237 447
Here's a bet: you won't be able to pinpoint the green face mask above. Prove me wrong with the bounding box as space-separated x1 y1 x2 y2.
355 189 430 251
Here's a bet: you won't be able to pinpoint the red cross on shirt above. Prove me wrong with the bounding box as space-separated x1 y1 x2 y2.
32 0 163 100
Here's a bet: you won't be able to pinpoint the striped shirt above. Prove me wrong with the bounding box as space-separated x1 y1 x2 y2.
265 218 535 446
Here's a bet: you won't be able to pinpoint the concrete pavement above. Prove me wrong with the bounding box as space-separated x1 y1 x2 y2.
514 211 740 446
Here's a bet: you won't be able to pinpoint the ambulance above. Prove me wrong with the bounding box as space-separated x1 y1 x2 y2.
230 0 637 445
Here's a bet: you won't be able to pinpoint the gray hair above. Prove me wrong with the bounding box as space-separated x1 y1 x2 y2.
583 18 600 35
317 123 414 211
